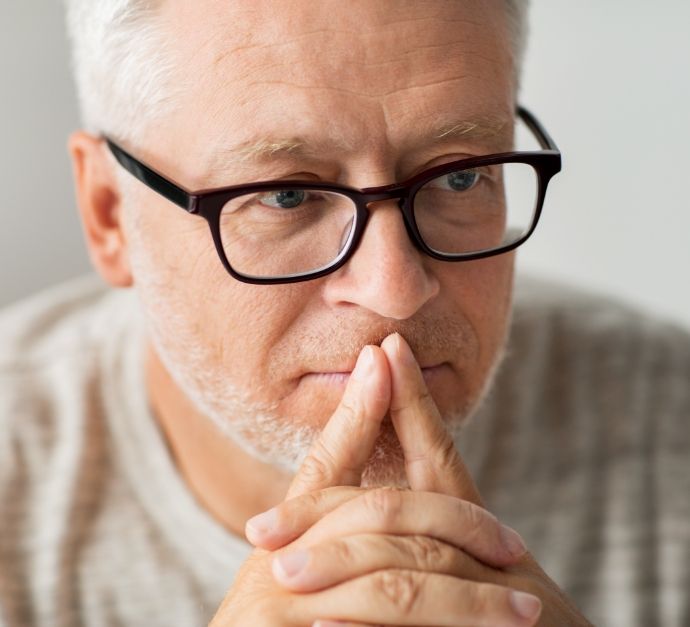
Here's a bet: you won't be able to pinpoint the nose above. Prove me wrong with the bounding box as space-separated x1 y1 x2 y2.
323 200 440 319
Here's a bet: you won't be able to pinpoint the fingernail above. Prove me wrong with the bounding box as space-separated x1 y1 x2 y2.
395 333 416 365
352 346 374 381
509 591 542 622
274 550 310 578
500 524 527 557
246 508 277 533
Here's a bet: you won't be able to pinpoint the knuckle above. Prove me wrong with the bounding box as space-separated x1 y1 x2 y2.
373 569 423 615
361 488 405 528
462 502 492 545
433 433 463 474
390 386 431 415
292 488 330 516
298 446 339 485
465 581 493 618
330 537 355 564
288 486 363 524
406 535 448 571
337 394 362 422
416 387 434 408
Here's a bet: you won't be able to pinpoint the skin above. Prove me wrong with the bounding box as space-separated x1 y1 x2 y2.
71 0 516 533
68 0 592 624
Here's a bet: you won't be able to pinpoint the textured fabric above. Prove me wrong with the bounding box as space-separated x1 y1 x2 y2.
459 278 690 627
0 275 688 627
0 277 253 627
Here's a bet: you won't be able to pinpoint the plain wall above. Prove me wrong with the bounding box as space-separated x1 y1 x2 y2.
517 1 690 329
0 0 86 305
1 1 689 327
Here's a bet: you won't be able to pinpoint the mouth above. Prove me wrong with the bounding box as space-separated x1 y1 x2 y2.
301 364 448 389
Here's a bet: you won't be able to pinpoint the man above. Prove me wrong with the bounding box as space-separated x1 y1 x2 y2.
0 0 688 626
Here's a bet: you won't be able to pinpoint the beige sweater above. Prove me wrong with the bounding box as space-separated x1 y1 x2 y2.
0 276 688 627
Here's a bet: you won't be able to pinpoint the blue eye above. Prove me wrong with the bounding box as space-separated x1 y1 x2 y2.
445 171 480 191
263 190 306 209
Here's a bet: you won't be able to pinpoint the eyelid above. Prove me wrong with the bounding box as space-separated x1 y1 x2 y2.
450 165 497 182
269 172 323 183
472 165 498 181
414 153 490 178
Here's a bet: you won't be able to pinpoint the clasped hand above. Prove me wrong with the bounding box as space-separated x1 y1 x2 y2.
212 335 592 627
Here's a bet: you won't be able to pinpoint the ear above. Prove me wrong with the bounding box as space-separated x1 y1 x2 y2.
68 132 134 288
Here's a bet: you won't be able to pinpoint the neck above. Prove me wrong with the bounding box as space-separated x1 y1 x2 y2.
145 344 292 538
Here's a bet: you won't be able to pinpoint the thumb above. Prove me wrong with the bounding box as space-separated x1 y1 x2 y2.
285 345 391 500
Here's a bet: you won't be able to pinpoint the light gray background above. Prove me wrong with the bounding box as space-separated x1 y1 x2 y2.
1 1 689 327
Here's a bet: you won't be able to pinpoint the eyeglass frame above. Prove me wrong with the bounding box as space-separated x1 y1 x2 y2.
105 106 561 285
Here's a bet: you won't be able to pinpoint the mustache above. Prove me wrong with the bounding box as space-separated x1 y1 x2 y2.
272 309 478 373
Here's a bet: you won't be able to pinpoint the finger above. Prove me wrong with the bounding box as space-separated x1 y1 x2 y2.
286 345 391 500
299 570 543 627
246 486 365 550
294 488 527 568
381 333 482 503
273 533 498 592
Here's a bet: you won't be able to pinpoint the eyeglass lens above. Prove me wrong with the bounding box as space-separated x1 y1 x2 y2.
415 162 538 255
218 162 539 280
219 190 357 279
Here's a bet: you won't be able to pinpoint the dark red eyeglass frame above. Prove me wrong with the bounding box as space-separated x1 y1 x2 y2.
105 106 561 285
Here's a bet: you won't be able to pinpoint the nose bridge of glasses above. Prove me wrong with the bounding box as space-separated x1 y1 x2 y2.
359 184 407 210
355 186 420 253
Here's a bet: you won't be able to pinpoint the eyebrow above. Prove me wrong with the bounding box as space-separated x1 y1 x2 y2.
203 115 512 177
203 136 348 178
232 138 311 162
430 116 509 142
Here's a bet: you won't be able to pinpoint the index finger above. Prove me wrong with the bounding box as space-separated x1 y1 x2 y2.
285 345 391 500
381 333 483 505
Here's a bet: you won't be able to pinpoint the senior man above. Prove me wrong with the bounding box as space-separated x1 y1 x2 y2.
1 0 689 626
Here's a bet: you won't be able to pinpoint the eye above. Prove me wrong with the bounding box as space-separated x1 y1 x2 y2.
436 170 480 192
260 190 307 209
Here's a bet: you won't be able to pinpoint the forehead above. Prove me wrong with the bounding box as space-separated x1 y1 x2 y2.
157 0 515 179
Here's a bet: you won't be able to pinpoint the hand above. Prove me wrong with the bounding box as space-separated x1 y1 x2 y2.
251 334 589 626
211 335 592 626
212 340 533 626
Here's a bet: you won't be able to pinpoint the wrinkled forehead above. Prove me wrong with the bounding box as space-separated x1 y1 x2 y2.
156 0 515 177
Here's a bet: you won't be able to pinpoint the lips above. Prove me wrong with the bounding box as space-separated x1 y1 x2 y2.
302 371 352 386
301 363 447 388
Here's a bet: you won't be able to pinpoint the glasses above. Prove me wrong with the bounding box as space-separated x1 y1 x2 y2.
105 107 561 285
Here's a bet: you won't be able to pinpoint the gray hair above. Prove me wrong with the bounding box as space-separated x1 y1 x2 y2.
504 0 531 84
65 0 530 144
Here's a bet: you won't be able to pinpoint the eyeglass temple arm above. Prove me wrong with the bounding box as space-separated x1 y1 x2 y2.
104 138 193 211
517 106 560 152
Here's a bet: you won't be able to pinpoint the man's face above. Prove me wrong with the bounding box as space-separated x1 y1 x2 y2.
123 0 517 478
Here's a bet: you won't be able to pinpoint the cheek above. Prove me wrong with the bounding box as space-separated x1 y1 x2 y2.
438 251 515 366
125 191 216 283
127 197 319 395
423 253 514 419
